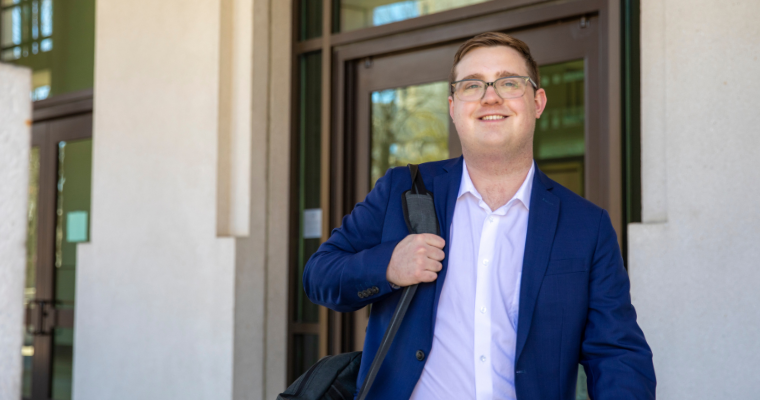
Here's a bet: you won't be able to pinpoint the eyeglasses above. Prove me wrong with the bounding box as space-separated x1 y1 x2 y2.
450 76 538 102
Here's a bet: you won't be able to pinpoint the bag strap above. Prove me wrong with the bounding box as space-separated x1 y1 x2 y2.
356 164 437 400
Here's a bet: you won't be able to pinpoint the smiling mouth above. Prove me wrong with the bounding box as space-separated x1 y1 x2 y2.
480 115 507 121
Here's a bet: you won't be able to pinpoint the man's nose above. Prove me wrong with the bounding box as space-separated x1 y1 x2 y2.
481 84 503 104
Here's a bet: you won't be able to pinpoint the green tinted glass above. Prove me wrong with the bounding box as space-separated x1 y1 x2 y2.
52 328 74 399
292 334 320 381
576 365 590 400
535 60 585 196
299 0 322 40
338 0 489 32
1 0 95 100
296 52 322 323
371 81 449 186
54 139 92 309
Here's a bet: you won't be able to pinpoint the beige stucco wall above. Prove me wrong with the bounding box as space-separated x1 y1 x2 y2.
73 0 290 398
0 63 31 400
630 0 760 398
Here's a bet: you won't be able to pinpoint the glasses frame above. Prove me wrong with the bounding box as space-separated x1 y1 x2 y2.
450 76 538 101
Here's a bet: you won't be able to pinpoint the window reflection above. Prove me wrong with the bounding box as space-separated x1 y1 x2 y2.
535 60 585 196
371 81 449 186
299 0 322 40
40 0 51 37
339 0 490 32
52 328 74 400
1 0 93 99
54 139 92 309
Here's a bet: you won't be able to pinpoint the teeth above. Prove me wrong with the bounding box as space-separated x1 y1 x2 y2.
481 115 505 120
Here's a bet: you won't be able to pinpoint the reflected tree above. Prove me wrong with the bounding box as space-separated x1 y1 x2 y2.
371 82 449 186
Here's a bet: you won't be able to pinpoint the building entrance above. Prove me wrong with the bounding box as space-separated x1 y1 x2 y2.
342 12 609 346
23 93 93 400
332 11 614 400
290 1 623 394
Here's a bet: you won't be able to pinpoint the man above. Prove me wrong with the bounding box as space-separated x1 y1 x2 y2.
304 32 655 399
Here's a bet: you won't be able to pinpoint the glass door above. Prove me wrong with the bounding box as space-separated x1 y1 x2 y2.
348 16 603 400
24 113 92 400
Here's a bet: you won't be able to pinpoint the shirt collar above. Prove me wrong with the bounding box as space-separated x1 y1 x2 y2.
458 158 535 211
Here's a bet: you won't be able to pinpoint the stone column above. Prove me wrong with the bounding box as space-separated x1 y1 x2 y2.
630 0 760 398
0 64 31 400
74 0 291 398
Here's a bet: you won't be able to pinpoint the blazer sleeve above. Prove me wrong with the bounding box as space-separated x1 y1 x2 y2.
581 209 657 399
303 167 403 313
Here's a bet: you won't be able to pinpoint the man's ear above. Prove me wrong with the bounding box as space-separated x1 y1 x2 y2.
448 96 455 120
534 88 548 118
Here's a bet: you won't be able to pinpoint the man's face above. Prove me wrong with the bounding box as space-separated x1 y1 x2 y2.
449 46 547 160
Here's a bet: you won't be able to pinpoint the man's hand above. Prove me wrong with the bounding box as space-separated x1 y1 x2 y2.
387 234 446 287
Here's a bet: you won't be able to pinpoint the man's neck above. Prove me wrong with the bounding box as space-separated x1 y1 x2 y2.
463 151 533 212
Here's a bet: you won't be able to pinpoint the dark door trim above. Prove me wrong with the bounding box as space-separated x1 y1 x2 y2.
33 89 94 122
25 91 93 400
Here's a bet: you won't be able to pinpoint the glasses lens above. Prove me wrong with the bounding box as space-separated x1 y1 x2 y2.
455 80 485 101
495 77 526 99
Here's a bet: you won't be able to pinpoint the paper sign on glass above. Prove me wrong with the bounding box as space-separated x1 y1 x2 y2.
303 209 322 239
66 211 89 242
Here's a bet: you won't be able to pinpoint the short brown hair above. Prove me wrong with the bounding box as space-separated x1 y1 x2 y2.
449 32 540 93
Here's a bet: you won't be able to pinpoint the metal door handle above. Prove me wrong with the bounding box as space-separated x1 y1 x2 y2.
25 300 53 335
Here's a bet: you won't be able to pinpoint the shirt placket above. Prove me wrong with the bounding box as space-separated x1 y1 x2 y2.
474 210 498 400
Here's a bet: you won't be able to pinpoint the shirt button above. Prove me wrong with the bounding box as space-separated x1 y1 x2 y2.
489 216 494 223
482 259 489 266
480 307 487 314
416 350 425 361
480 355 486 362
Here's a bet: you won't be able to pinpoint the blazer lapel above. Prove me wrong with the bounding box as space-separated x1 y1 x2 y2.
431 156 462 328
515 165 560 362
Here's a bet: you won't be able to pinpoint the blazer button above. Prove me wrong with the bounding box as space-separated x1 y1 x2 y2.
416 350 425 361
357 291 365 298
372 286 379 294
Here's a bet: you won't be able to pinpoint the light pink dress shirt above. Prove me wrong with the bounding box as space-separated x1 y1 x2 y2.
410 159 534 400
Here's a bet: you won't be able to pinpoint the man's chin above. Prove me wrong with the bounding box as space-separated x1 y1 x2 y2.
464 138 531 160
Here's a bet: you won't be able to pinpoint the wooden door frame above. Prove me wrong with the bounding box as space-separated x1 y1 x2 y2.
25 89 93 400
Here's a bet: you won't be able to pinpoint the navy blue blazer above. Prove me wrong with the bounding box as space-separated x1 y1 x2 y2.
304 157 656 399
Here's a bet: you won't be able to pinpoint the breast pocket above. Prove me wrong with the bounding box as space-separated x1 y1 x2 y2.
544 257 587 276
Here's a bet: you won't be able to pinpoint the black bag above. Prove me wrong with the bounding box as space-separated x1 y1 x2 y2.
277 164 440 400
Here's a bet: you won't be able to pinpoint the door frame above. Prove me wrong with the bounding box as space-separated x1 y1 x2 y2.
24 89 93 400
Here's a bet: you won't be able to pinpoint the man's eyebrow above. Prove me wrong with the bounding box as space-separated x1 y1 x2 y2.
457 70 522 81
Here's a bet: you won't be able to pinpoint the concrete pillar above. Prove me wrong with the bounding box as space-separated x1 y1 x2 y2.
630 0 760 398
74 0 291 398
0 64 31 400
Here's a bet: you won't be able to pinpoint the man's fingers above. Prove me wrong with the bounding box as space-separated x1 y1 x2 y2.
417 270 438 283
425 260 442 272
421 233 445 249
427 247 445 262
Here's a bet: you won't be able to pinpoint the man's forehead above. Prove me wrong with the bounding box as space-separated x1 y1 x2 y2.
455 46 529 80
